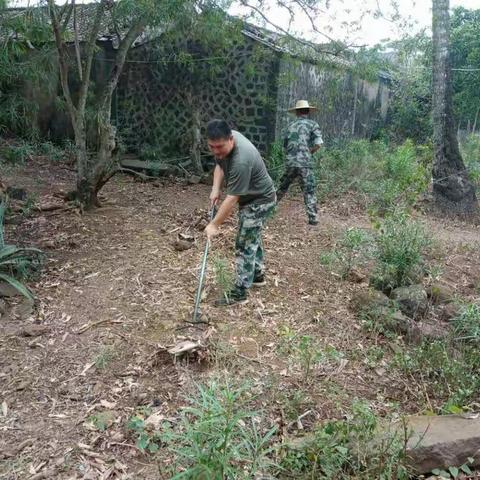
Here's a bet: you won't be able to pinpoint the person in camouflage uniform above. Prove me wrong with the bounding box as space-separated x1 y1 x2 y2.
205 119 276 306
277 100 323 225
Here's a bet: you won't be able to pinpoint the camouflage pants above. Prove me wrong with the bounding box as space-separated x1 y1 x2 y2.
235 200 276 289
276 166 317 222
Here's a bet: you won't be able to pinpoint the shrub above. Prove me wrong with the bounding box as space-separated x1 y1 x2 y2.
277 400 409 479
266 140 286 185
160 381 276 479
212 254 234 299
451 302 480 342
2 141 35 165
0 200 43 299
314 139 430 213
370 212 431 291
393 339 480 413
460 134 480 187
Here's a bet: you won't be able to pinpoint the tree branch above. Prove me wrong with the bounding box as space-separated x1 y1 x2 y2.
47 0 76 120
72 0 83 81
77 0 107 115
239 0 345 57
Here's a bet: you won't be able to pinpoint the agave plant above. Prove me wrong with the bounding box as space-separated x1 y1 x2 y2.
0 199 43 300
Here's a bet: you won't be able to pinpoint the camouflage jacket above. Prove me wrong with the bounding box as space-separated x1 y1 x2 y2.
283 117 323 168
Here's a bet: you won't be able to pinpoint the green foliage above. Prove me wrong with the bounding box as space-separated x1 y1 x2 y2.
266 140 286 185
127 407 162 453
451 302 480 342
2 141 35 165
94 345 116 369
321 227 373 278
451 7 480 129
385 33 433 143
460 134 480 187
316 139 429 214
277 326 344 382
0 6 57 139
37 141 68 162
370 212 432 291
277 401 409 479
0 200 43 300
212 254 234 299
393 339 480 413
432 458 475 479
160 380 276 478
88 411 116 432
1 140 75 167
385 7 480 136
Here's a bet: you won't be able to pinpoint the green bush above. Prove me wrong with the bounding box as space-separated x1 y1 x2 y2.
451 302 480 342
1 141 35 165
266 140 286 185
0 200 43 299
320 227 373 279
393 339 480 413
160 381 276 479
314 139 430 213
277 401 409 479
370 212 432 291
212 254 234 299
460 134 480 187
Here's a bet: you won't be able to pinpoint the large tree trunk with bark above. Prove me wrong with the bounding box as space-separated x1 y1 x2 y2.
432 0 478 216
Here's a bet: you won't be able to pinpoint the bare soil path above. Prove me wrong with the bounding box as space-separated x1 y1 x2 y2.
1 160 479 479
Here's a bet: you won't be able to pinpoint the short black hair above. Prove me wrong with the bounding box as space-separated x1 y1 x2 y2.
207 119 232 140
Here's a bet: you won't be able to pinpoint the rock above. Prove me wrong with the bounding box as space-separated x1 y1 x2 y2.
426 283 454 305
173 239 194 252
40 239 56 249
404 415 480 474
110 431 125 442
12 298 34 319
387 310 413 335
18 324 49 337
196 219 208 231
0 282 21 297
407 321 450 344
350 289 391 313
438 302 461 322
6 186 27 200
346 268 366 284
187 175 202 184
391 285 429 319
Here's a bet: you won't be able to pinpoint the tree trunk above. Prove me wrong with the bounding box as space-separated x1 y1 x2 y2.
432 0 478 216
73 21 144 210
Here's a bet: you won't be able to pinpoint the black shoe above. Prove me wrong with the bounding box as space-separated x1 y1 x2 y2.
252 274 266 287
308 219 319 225
214 286 248 307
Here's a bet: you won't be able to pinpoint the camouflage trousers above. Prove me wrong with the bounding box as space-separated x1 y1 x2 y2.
235 200 276 289
276 166 318 222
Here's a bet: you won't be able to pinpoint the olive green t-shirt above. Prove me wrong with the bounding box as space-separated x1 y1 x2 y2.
216 131 276 207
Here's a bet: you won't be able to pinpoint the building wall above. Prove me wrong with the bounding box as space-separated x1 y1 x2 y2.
275 57 390 145
116 36 280 161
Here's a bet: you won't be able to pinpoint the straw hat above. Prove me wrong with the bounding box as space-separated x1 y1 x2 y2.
288 100 317 112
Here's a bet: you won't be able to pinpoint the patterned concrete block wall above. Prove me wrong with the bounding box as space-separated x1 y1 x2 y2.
275 57 390 144
116 36 280 160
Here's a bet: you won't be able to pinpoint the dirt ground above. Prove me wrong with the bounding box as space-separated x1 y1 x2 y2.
1 159 479 479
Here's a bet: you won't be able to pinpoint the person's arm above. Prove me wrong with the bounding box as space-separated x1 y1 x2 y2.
205 194 239 240
210 164 224 206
